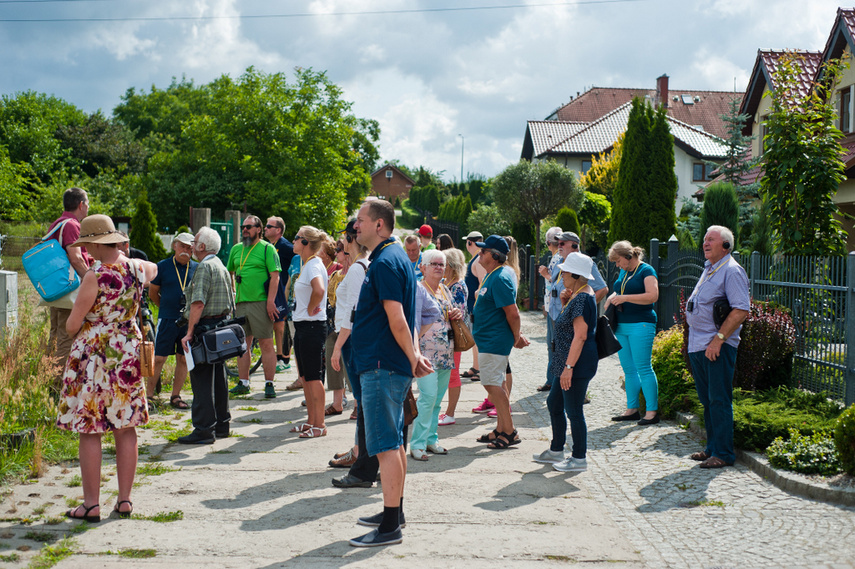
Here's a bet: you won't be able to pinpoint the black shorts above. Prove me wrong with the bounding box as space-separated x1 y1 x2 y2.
155 318 188 357
293 321 326 382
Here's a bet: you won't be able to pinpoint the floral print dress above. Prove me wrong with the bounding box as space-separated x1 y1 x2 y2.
57 261 149 433
419 282 457 371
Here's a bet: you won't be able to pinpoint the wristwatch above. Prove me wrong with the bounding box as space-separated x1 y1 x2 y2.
566 364 574 369
716 332 726 341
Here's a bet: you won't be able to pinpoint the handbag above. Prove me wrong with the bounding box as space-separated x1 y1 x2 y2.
131 260 155 377
450 318 475 352
595 314 622 359
191 323 247 365
604 302 618 331
403 387 418 426
23 220 80 303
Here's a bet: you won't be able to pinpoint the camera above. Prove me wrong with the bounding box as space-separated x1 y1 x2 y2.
179 294 186 310
551 289 558 297
687 300 695 313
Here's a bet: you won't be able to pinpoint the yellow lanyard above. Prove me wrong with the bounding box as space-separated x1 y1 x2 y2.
690 257 728 302
296 255 319 281
619 262 642 295
423 280 451 320
559 283 586 318
367 241 396 273
474 266 502 309
238 241 260 275
173 256 189 292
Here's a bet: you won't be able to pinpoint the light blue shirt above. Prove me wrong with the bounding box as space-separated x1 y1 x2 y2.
547 255 606 321
685 254 750 353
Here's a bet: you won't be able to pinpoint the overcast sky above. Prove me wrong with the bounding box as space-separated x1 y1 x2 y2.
0 0 847 182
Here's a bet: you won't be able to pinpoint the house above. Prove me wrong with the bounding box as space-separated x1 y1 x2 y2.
370 163 415 203
738 7 855 250
521 75 737 213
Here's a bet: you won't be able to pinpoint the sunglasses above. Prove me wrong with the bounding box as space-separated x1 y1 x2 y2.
558 241 579 249
241 224 259 230
264 224 281 230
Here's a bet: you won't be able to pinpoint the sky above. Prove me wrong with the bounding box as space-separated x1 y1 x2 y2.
0 0 848 182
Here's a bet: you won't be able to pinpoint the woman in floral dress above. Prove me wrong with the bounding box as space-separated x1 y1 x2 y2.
58 215 157 523
410 249 464 461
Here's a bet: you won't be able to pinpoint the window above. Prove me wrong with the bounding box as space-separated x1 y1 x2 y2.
841 88 852 133
760 115 769 156
693 163 713 182
385 169 393 179
581 160 592 174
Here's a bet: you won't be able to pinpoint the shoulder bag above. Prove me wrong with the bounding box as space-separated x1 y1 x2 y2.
595 314 622 360
25 220 81 308
190 281 247 365
131 260 155 377
403 387 418 426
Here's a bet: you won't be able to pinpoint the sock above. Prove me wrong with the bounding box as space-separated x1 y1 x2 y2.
239 379 250 386
277 355 286 362
266 380 273 386
378 506 400 533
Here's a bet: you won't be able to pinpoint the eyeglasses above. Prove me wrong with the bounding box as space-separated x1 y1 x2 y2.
241 224 259 230
264 224 281 230
558 241 579 249
428 262 446 268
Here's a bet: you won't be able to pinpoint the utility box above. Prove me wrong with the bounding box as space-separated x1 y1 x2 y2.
0 270 18 341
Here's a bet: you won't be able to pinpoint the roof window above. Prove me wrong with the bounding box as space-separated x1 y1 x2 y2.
681 95 694 105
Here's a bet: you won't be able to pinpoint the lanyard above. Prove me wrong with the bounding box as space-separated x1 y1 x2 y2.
367 240 396 272
559 283 586 317
474 266 503 309
296 255 319 281
238 241 260 273
619 262 642 295
423 280 451 320
173 256 190 293
690 256 728 301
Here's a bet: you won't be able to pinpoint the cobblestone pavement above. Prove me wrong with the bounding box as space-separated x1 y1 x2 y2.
506 311 855 569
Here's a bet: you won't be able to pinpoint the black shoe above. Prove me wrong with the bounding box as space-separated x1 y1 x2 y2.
537 384 551 392
611 411 640 422
177 431 215 445
332 474 373 488
637 415 660 426
215 429 230 438
349 527 403 547
357 511 406 528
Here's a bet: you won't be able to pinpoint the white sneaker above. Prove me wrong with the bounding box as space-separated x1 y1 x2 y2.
438 413 456 426
275 361 287 373
532 449 564 464
553 457 587 472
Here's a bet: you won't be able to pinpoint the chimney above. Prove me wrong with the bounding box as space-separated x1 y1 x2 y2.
656 74 669 108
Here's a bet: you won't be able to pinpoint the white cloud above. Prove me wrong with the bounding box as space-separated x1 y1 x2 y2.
90 24 158 61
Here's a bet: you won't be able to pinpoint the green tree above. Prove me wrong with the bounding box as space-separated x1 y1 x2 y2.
130 191 168 262
0 145 42 221
580 131 623 202
751 199 774 255
554 207 580 236
577 192 611 252
466 204 511 238
492 159 582 262
699 182 740 245
761 52 848 255
609 98 677 248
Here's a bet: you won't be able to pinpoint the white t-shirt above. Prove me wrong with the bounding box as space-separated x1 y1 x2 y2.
335 258 369 332
293 256 328 322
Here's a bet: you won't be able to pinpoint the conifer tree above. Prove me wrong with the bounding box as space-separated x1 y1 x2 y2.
130 191 168 262
699 182 739 244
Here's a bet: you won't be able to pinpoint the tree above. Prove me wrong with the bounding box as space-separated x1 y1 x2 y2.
0 145 42 221
609 97 677 248
580 131 623 202
130 191 168 262
466 205 511 238
760 52 848 256
492 159 582 263
554 207 580 236
577 192 611 253
699 182 740 245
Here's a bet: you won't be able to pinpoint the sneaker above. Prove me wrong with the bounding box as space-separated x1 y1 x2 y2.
264 383 276 399
438 413 456 426
553 457 587 472
229 382 250 395
533 449 564 464
276 361 287 373
349 527 403 547
487 407 497 418
357 511 406 528
472 398 495 414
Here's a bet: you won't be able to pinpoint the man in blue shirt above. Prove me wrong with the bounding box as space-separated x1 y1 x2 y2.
264 216 295 372
149 233 197 409
349 200 432 548
472 235 530 449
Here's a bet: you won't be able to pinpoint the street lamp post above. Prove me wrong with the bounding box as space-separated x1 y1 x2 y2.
458 134 464 186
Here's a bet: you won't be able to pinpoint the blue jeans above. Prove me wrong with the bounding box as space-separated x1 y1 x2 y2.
410 369 451 450
689 344 737 464
361 368 412 457
545 317 555 386
615 321 659 411
546 374 592 459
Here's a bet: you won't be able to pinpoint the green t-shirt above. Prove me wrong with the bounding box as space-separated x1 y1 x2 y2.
227 240 281 303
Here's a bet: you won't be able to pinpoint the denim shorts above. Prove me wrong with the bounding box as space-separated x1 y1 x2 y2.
360 368 412 456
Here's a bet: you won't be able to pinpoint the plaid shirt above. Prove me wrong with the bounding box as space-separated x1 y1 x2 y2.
185 254 234 318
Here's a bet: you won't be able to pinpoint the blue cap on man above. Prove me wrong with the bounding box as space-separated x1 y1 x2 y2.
476 235 510 256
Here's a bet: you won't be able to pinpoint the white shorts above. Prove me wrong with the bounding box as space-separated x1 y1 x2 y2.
479 353 510 387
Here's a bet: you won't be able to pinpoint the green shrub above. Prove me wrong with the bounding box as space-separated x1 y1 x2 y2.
734 301 796 391
651 325 699 419
554 207 580 236
834 404 855 475
767 428 840 476
399 199 422 230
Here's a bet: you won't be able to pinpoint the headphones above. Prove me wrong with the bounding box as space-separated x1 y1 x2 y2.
345 234 354 243
491 252 502 262
301 238 309 246
723 240 730 250
625 254 632 260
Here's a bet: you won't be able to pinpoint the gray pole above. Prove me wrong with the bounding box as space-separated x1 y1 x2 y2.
458 134 464 185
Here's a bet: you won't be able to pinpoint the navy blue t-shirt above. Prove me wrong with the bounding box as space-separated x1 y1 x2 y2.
549 293 598 381
464 254 480 313
352 238 416 378
273 236 295 312
151 256 198 319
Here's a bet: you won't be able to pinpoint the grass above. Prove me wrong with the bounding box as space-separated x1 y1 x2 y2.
136 462 179 477
65 475 81 488
0 553 20 562
99 548 157 558
237 406 258 411
26 536 76 569
23 530 56 543
238 418 263 424
132 510 183 523
63 497 80 509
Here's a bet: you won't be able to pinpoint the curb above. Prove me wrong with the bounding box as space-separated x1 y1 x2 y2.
675 411 855 508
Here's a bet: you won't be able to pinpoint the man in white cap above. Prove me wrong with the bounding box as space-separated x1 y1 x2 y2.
148 232 198 409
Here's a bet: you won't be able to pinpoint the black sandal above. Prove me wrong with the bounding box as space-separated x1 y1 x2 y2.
66 503 100 523
461 367 479 378
113 500 133 519
476 429 500 443
487 432 516 449
506 429 521 446
170 395 189 410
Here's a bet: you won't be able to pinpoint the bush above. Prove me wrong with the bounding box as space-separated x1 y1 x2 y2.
834 404 855 475
651 325 699 419
399 199 422 230
130 191 168 262
767 428 840 476
554 207 580 236
733 301 796 391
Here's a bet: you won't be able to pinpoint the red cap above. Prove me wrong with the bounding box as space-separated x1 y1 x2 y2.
418 225 433 237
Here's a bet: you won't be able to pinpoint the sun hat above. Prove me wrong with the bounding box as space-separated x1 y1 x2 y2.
463 230 483 241
173 232 194 246
418 224 433 237
475 235 510 256
71 215 127 247
558 252 594 280
556 231 580 243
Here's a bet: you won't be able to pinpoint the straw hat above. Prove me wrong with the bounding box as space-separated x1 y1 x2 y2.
70 215 127 247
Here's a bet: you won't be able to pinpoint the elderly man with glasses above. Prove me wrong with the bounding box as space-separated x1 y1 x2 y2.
538 232 608 392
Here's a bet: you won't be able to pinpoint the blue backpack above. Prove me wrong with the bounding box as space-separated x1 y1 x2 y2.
23 221 80 302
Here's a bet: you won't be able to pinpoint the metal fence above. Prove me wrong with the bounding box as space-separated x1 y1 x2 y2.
651 237 855 405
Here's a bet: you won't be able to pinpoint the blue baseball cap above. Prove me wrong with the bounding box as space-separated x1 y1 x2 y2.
476 235 510 256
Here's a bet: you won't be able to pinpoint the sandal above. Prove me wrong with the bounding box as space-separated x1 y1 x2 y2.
476 429 500 443
506 429 521 446
329 449 356 468
350 409 358 420
170 395 189 410
487 431 516 450
690 450 711 461
66 503 100 523
700 456 731 469
299 426 327 438
286 379 304 391
461 367 479 378
325 404 343 416
289 422 313 433
113 500 133 519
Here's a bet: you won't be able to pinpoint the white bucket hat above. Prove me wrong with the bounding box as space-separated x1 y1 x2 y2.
558 252 594 280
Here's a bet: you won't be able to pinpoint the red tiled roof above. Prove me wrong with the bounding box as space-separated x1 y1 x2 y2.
550 87 739 139
759 50 822 98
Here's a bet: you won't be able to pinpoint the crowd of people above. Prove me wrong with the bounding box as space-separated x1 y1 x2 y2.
47 187 750 545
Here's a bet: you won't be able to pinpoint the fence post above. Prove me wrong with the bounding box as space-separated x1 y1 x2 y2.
528 253 537 311
650 238 660 320
750 251 760 299
846 252 855 406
